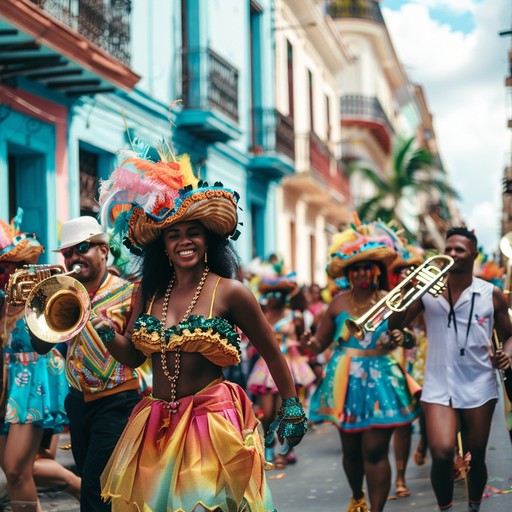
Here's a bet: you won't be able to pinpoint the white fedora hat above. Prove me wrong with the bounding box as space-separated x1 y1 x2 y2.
53 216 109 252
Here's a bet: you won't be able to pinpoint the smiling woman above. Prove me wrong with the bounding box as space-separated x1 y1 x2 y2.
97 135 308 512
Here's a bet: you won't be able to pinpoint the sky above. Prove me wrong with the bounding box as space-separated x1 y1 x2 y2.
381 0 511 254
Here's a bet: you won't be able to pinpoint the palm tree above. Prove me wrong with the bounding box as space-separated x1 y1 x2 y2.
346 135 459 240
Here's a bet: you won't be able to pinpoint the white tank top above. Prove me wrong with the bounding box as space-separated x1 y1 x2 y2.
421 277 498 408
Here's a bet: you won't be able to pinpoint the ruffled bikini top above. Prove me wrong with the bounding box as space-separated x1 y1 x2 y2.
132 277 241 368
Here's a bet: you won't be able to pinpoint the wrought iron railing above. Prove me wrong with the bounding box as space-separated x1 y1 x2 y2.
180 47 239 122
325 0 385 24
340 94 393 133
30 0 132 65
252 108 295 160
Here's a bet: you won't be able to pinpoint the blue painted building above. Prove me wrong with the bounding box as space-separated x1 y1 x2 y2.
1 0 293 266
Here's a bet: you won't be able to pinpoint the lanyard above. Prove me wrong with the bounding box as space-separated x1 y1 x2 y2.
447 286 476 356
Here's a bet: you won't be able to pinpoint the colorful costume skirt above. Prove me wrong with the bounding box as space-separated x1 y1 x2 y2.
247 350 315 396
101 380 276 512
0 348 68 434
310 349 420 432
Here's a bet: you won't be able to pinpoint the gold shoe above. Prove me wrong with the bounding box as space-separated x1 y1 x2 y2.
346 490 369 512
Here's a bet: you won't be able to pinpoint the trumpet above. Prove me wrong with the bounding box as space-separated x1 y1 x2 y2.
345 254 454 340
6 264 91 344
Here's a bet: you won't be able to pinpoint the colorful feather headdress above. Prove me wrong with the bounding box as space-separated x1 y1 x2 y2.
0 208 44 264
474 252 505 289
99 134 240 254
326 213 399 279
389 242 424 272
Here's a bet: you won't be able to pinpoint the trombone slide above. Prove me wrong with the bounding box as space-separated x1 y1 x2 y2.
346 255 454 341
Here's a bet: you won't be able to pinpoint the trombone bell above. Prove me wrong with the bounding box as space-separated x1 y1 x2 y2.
25 274 91 344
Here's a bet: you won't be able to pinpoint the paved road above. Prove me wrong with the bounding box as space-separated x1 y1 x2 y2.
1 395 511 511
268 396 512 512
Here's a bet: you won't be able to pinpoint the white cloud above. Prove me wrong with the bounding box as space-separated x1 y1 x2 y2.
412 0 477 14
382 0 510 253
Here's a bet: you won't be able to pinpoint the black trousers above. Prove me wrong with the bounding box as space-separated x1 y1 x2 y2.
65 388 141 512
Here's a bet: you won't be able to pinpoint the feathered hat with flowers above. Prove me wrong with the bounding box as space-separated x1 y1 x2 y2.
389 242 424 273
0 208 44 264
326 213 400 279
99 123 240 255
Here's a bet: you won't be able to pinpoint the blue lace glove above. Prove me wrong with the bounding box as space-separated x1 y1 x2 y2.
265 397 308 449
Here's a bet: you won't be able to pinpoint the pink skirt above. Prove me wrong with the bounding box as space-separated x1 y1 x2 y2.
101 380 276 511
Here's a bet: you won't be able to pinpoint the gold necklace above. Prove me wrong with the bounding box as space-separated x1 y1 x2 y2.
160 266 210 413
349 291 377 315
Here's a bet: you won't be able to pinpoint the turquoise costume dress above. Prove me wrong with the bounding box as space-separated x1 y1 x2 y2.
310 311 420 432
101 277 276 512
1 307 68 434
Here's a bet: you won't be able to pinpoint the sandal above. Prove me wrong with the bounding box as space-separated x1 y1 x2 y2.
346 490 368 512
387 484 410 500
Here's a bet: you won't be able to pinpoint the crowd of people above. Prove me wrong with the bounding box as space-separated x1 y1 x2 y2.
0 135 511 512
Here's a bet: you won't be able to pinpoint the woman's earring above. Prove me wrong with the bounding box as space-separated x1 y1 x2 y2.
204 250 208 263
164 249 173 268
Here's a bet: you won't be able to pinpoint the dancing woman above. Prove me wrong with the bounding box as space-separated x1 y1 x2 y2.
0 218 80 512
96 140 308 511
302 220 420 512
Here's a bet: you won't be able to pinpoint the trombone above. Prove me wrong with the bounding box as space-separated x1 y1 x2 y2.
345 254 454 340
5 264 91 344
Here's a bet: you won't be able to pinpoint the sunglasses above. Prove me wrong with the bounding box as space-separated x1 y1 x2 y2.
61 241 99 259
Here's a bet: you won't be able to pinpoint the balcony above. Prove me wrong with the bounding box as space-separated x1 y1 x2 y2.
0 0 139 95
292 131 350 203
176 47 240 142
325 0 385 25
340 94 393 154
249 108 295 179
30 0 131 65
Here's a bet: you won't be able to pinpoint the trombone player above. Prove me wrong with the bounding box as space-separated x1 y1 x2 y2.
30 216 140 512
389 227 512 512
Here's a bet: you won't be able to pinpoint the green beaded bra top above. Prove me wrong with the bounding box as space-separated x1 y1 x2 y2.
132 278 241 368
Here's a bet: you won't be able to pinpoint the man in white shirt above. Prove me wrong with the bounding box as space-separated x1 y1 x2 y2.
391 227 512 512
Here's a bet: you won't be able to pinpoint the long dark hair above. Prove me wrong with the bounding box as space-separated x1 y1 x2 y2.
140 228 241 301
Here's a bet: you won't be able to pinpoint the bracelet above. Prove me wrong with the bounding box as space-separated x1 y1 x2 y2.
96 325 116 343
401 329 415 349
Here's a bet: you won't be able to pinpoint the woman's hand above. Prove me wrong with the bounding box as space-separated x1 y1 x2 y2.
376 329 404 350
300 330 321 353
265 397 308 449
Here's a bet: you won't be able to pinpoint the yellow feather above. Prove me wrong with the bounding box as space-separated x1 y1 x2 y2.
177 153 199 188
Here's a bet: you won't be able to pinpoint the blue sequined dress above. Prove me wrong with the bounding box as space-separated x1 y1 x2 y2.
310 311 420 432
1 308 68 434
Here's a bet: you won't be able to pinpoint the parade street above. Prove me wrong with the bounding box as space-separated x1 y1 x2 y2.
1 393 511 511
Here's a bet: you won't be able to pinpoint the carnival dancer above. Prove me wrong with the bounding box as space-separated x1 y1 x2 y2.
390 227 512 512
302 218 421 512
387 243 425 499
0 214 80 512
96 136 308 511
247 276 315 468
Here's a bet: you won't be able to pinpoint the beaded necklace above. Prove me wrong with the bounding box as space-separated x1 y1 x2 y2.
160 266 210 413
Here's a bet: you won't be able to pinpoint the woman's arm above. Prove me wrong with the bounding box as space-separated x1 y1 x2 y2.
299 297 339 354
227 281 297 399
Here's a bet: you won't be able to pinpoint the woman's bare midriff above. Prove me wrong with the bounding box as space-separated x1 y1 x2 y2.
151 351 223 401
